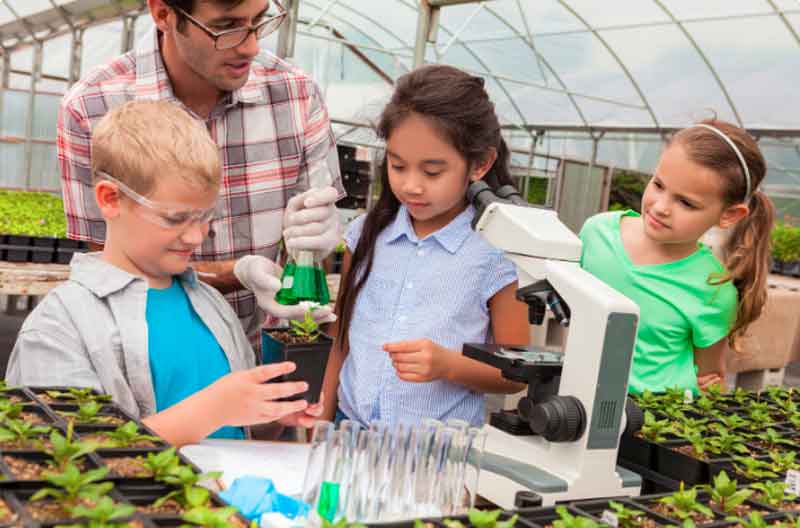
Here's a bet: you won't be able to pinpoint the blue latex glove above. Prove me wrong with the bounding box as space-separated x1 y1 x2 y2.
219 476 310 521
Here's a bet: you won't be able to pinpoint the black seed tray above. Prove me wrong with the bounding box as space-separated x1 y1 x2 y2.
0 451 107 488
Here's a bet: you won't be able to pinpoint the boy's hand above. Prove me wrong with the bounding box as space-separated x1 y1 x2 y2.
233 255 335 322
211 363 311 426
279 394 325 429
384 339 456 383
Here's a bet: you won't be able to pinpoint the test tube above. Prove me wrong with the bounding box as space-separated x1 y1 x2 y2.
464 427 488 509
301 421 335 507
338 420 361 519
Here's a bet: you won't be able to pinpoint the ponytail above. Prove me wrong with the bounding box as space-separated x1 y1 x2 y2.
719 191 775 347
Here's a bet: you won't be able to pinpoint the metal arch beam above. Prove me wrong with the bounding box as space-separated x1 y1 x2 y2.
766 0 800 47
652 0 744 127
276 0 299 58
556 0 660 129
480 4 592 130
303 0 411 52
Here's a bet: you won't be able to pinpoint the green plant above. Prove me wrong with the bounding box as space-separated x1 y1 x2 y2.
607 501 648 528
0 190 68 237
143 447 181 480
64 496 137 528
705 430 750 457
757 428 796 450
768 450 800 473
31 463 112 508
738 512 770 528
45 421 99 472
45 388 113 406
154 463 222 510
0 418 51 444
0 398 25 421
180 505 241 528
463 509 518 528
732 457 779 480
771 223 800 263
657 482 714 521
639 411 673 442
713 414 749 431
321 518 367 528
703 471 752 514
749 481 798 507
552 506 599 528
289 309 321 342
58 401 110 425
93 421 160 448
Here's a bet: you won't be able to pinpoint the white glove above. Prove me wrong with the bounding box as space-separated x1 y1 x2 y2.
233 255 336 323
283 186 341 257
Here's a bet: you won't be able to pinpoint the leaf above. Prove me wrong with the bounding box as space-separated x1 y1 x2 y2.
185 486 210 508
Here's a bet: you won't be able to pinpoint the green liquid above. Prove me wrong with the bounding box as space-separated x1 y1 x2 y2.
317 481 340 522
275 262 330 305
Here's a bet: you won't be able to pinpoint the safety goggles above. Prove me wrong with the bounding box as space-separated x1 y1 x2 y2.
97 171 216 230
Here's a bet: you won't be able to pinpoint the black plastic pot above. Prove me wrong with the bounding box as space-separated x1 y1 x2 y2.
261 328 332 404
630 491 731 527
571 497 677 527
619 432 656 468
0 451 106 485
515 505 603 528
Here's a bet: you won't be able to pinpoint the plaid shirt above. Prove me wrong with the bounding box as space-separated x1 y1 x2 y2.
58 27 344 345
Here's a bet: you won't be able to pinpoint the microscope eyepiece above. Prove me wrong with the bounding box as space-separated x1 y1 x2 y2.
495 184 528 206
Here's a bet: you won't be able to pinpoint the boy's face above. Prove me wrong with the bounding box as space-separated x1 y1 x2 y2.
102 175 218 288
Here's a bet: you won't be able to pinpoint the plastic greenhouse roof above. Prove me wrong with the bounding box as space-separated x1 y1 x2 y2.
1 0 799 199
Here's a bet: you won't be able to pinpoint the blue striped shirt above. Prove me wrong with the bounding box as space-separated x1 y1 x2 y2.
337 205 517 427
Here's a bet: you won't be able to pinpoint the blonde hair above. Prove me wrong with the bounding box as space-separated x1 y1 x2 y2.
91 100 221 196
671 119 775 348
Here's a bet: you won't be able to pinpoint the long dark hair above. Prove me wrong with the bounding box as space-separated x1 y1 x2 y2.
336 64 516 353
671 119 775 347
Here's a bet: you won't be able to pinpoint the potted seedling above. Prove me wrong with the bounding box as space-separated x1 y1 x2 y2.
571 499 668 528
621 411 674 468
767 451 800 474
749 482 800 512
261 308 333 404
732 457 779 482
0 398 50 425
0 417 52 449
38 388 113 406
648 483 717 525
57 401 126 427
704 471 759 518
80 421 161 449
181 504 250 528
27 463 113 522
104 446 180 481
67 496 137 528
749 429 796 453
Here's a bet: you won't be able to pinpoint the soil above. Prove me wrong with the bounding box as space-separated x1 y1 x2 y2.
57 412 125 426
20 411 49 425
137 499 184 515
81 433 157 449
0 437 51 450
709 500 765 518
267 330 319 345
104 457 152 478
650 502 715 525
3 455 86 480
675 444 709 460
25 500 71 522
0 498 17 524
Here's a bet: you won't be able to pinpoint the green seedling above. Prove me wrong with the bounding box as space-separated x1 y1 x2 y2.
731 387 751 405
657 482 714 521
703 470 752 514
467 509 518 528
732 457 779 480
58 401 111 425
746 409 776 430
94 421 160 448
640 411 674 442
552 506 599 528
154 463 222 510
45 421 99 472
757 428 796 451
749 481 798 508
0 417 51 446
695 396 716 415
0 399 25 421
607 500 648 528
768 450 800 473
65 496 137 528
31 463 112 508
635 390 662 411
45 388 113 406
321 518 368 528
764 386 787 402
289 309 321 342
675 418 710 438
705 430 750 457
738 512 770 528
713 414 749 431
180 505 241 528
143 447 181 480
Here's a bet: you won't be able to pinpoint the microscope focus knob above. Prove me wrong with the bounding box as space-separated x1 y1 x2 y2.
528 395 586 442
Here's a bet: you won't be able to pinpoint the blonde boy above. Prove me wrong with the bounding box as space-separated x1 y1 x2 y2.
7 101 320 446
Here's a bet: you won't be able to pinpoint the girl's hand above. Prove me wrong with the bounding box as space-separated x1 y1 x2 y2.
383 339 456 382
210 363 310 426
279 394 326 429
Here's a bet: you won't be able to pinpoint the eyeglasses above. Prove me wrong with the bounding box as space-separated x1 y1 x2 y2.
174 2 287 51
97 172 216 230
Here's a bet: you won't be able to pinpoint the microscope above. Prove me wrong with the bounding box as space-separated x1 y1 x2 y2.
463 181 642 507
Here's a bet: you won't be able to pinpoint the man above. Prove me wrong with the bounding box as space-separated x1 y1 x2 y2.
58 0 342 347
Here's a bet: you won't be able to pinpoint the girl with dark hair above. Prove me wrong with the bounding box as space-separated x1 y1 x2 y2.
580 119 774 396
321 65 529 427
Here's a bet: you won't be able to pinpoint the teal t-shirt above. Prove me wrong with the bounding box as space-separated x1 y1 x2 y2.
579 210 737 395
146 279 245 440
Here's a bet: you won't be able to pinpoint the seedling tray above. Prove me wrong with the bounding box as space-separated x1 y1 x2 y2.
0 451 106 487
570 497 678 527
630 491 732 527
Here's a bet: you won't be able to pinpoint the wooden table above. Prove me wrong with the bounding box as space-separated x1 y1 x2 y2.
0 261 69 314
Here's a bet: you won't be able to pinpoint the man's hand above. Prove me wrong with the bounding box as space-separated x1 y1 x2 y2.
233 255 334 322
283 186 341 257
383 339 456 383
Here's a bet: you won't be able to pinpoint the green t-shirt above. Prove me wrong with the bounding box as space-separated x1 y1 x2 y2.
579 210 737 395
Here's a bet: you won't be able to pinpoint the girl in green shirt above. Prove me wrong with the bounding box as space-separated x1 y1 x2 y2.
580 119 774 395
